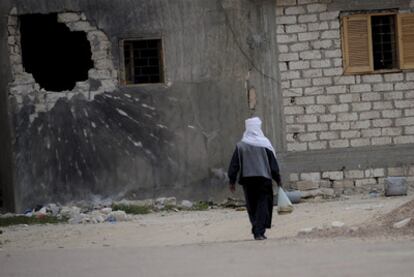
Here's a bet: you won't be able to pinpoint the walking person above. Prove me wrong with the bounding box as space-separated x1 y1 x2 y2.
227 117 282 240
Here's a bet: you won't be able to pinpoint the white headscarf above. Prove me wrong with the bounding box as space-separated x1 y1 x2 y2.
241 117 276 156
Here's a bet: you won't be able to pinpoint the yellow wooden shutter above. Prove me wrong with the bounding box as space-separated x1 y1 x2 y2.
342 14 373 74
398 13 414 69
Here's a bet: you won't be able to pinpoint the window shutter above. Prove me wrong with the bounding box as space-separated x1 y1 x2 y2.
342 14 373 74
398 13 414 69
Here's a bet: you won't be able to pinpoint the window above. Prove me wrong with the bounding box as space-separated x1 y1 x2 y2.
342 12 414 74
122 39 164 85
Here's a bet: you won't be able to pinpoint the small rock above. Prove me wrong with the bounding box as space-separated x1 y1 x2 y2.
108 210 128 222
393 218 411 229
180 200 193 209
331 221 345 228
48 204 60 216
100 207 112 214
298 227 314 235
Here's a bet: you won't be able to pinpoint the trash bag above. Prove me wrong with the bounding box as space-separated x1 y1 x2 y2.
277 187 294 214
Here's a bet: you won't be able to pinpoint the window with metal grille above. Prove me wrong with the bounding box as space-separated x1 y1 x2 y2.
342 12 414 74
372 15 397 70
122 39 163 85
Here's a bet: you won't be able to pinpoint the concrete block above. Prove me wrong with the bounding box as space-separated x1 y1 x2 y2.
290 42 310 52
282 88 303 97
294 181 320 191
405 109 414 116
355 178 377 187
330 122 350 130
371 137 392 145
286 24 308 33
306 3 327 13
321 30 340 39
304 87 324 95
278 44 289 53
382 110 402 118
320 131 339 140
373 101 393 110
319 114 337 123
279 62 288 71
382 127 402 136
298 32 320 41
322 171 344 180
361 128 381 137
308 141 328 150
338 112 358 122
373 83 393 92
289 60 310 70
395 100 414 109
278 34 298 43
292 78 312 88
388 167 405 176
372 119 392 128
281 71 300 80
279 53 299 61
350 120 371 130
58 13 81 23
276 15 297 24
350 138 370 147
319 11 340 21
323 67 343 76
298 14 318 23
404 126 414 134
335 76 355 85
341 130 361 139
384 73 404 82
300 50 322 60
289 173 300 182
328 104 349 113
394 135 414 144
329 139 349 148
286 124 306 133
359 111 380 120
317 95 336 104
312 77 332 86
277 0 298 7
352 102 371 112
308 123 328 131
395 82 414 90
311 39 334 50
303 69 323 78
285 6 306 15
345 170 364 179
308 22 329 31
311 59 331 68
384 91 403 100
296 114 317 123
362 74 383 83
298 133 317 142
339 93 360 103
285 115 295 124
361 92 381 101
300 172 321 181
350 84 371 93
306 105 326 114
365 168 385 178
284 106 305 115
287 142 308 151
329 21 340 29
395 117 414 126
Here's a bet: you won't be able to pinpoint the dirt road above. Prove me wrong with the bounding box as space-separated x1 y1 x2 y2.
1 195 413 276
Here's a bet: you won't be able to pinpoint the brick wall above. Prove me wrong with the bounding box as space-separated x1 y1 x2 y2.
276 0 414 153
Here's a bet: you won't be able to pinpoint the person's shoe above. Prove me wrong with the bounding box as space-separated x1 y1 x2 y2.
254 235 266 240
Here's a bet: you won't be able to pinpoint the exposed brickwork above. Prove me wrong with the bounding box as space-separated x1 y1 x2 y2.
277 0 414 152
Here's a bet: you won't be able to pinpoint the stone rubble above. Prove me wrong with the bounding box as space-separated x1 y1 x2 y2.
393 218 411 229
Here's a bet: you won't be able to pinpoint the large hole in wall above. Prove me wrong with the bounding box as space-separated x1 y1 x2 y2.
20 13 93 91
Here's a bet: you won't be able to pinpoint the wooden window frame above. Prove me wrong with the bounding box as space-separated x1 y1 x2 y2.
341 12 414 75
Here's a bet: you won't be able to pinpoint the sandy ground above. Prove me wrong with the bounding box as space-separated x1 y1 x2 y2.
1 194 413 250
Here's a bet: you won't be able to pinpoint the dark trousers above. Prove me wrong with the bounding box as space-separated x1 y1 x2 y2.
242 179 274 237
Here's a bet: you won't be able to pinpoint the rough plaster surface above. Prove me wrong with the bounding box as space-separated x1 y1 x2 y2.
0 0 281 211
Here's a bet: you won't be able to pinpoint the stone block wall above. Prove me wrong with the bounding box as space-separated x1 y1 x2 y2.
277 0 414 152
276 0 414 193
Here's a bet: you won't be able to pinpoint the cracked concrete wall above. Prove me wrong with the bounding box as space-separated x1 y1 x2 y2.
0 0 281 211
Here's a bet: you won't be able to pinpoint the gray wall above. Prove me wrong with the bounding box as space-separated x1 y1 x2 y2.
0 0 282 211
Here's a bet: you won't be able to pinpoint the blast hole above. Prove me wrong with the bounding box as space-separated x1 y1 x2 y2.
20 13 93 91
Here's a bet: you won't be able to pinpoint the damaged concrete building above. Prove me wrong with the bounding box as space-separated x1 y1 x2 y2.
1 0 414 212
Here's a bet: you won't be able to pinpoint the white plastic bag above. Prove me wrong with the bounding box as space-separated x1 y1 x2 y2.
277 187 294 214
